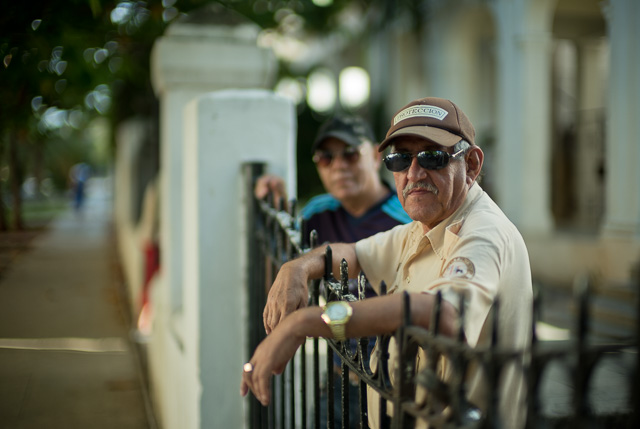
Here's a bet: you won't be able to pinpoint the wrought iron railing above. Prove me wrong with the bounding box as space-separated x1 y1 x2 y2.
244 163 639 429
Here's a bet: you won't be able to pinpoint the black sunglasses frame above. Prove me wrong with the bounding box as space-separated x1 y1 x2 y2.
383 148 466 172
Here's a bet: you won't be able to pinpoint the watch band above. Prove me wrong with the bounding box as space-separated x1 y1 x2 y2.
331 322 347 342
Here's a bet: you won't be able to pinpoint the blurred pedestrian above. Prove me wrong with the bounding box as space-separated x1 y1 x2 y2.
69 162 91 212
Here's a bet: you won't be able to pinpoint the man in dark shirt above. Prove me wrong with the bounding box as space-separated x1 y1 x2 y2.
300 115 410 244
256 115 410 243
255 115 410 427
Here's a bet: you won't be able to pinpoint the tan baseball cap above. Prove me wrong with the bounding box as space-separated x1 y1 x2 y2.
378 97 476 152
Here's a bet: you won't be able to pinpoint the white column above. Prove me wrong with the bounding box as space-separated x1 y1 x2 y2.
518 31 554 234
183 90 296 429
493 1 525 220
149 18 277 429
492 0 554 235
151 21 276 314
601 0 640 239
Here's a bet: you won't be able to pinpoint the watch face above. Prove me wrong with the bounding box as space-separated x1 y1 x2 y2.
327 302 348 320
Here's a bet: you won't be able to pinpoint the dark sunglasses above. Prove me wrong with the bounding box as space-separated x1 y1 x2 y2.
312 147 361 167
383 148 466 172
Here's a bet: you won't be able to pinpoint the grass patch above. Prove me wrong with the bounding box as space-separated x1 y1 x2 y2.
22 197 69 224
2 195 70 231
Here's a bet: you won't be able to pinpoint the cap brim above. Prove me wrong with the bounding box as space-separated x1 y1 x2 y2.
378 126 461 152
312 131 362 153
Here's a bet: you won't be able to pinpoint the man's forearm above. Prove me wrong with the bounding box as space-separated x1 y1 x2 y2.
295 242 361 280
246 291 460 407
290 292 459 340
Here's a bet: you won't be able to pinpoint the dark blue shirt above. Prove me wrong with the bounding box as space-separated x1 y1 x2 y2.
301 189 411 245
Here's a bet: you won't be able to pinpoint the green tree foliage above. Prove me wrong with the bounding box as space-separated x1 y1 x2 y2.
1 0 384 229
1 1 120 229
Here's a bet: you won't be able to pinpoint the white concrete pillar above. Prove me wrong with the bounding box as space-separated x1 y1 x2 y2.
493 0 524 222
151 19 277 315
598 0 640 282
149 15 277 429
518 31 554 234
182 90 296 429
601 0 640 239
492 0 554 235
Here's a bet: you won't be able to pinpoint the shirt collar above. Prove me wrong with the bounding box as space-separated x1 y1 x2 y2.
422 183 483 258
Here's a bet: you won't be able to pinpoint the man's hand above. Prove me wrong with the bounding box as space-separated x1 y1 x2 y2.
241 313 307 406
254 174 287 207
263 262 309 334
263 243 359 333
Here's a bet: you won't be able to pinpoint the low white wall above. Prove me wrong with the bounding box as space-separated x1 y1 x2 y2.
146 274 199 429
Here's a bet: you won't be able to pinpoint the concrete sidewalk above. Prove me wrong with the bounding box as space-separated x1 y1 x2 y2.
0 179 154 429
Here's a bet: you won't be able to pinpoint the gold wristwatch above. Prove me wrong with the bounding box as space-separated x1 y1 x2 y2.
321 301 353 342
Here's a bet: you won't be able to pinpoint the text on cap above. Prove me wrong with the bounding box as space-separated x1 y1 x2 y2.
393 105 449 125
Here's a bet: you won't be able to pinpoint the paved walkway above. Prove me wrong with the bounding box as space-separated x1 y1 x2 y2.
0 179 154 429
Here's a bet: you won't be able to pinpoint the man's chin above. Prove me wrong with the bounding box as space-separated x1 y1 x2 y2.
331 185 357 198
328 192 349 203
404 192 436 205
403 199 438 221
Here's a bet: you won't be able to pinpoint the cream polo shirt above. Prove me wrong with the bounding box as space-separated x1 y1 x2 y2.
355 183 532 428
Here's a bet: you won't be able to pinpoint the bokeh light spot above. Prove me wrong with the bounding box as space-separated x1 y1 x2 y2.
307 68 336 113
339 66 370 109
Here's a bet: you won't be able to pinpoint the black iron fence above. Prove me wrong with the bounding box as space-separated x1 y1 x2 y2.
244 163 639 429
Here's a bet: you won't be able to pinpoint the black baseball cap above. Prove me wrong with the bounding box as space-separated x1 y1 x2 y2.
311 116 376 153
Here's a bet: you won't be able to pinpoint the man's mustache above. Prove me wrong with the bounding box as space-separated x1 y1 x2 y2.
403 182 439 199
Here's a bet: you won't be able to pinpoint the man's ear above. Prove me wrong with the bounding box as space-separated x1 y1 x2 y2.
466 146 484 184
374 147 382 163
368 143 383 168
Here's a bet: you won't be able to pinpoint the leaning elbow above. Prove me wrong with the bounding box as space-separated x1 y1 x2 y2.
411 293 461 339
438 302 461 338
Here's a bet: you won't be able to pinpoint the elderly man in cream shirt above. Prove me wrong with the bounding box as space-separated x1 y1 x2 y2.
241 96 532 428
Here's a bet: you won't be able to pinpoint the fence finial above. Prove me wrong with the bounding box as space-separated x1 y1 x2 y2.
573 272 592 343
403 291 411 327
309 229 317 248
457 292 465 343
340 259 349 296
432 290 442 335
324 245 333 279
358 272 366 300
